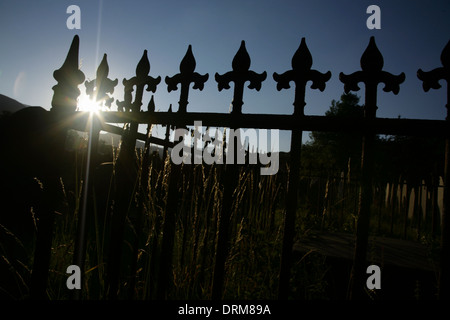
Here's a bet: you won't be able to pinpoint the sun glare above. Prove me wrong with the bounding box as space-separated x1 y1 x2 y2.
77 94 101 113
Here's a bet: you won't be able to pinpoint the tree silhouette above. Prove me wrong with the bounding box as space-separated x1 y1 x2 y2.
303 92 363 174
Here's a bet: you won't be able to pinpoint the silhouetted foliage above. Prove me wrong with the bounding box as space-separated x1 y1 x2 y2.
374 134 444 185
303 93 363 174
303 93 444 185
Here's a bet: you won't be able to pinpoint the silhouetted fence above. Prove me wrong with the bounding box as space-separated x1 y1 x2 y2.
4 34 450 300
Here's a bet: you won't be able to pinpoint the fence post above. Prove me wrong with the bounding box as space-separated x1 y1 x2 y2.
156 45 208 299
340 37 405 299
418 39 450 299
212 41 266 299
106 50 160 299
273 37 331 299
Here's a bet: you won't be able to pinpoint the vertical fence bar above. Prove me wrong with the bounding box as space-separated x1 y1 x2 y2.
163 107 172 160
273 38 331 299
156 45 208 299
212 41 266 299
72 53 116 299
30 35 85 299
71 115 99 300
418 39 450 299
340 37 405 299
106 50 160 299
128 97 155 298
442 134 450 299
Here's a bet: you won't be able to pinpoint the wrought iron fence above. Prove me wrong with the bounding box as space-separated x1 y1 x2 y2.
5 34 450 300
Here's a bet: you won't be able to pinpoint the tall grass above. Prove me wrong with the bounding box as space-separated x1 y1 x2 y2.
1 136 441 300
32 140 290 299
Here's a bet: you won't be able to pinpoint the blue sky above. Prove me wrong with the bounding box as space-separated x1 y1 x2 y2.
0 0 449 151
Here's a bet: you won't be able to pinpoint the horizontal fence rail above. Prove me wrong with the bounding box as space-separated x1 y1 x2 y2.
70 111 450 137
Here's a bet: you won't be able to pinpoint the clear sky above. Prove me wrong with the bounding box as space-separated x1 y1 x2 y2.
0 0 449 151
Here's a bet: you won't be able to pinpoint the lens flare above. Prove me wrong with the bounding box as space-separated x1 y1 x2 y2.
77 93 101 113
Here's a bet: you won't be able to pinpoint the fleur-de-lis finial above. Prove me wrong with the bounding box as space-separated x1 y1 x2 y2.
339 36 405 117
340 36 406 94
51 35 85 113
418 40 450 119
273 38 331 116
116 50 161 113
165 45 209 113
215 41 267 115
85 54 118 108
418 40 450 92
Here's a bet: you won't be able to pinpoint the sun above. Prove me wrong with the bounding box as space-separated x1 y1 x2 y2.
77 94 101 113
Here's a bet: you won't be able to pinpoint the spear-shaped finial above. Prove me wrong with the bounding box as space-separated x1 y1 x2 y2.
273 37 331 116
51 35 86 113
165 45 209 113
215 41 267 115
85 54 118 108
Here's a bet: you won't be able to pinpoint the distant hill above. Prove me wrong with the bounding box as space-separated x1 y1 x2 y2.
0 94 28 114
0 94 165 156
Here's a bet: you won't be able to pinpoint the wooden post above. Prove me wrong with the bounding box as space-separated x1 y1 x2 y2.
418 39 450 299
273 38 331 299
341 37 405 300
